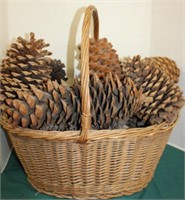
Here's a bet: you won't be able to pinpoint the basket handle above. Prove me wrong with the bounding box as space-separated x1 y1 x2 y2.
78 5 99 144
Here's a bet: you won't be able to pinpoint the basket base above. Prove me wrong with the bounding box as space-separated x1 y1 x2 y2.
28 175 154 200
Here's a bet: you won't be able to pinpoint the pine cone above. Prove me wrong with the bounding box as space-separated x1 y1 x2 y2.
50 59 68 83
2 80 80 131
73 72 144 129
0 32 67 101
122 55 185 126
79 38 122 78
143 57 180 83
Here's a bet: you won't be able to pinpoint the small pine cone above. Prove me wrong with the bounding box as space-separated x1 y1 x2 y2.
72 72 144 130
122 55 185 125
50 59 68 83
143 56 180 83
1 80 80 131
79 38 122 78
0 32 67 102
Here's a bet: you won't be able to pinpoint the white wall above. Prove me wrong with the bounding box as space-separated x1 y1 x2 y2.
151 1 185 150
0 0 184 171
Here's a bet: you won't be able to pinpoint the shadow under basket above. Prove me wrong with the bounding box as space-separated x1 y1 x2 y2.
1 5 176 200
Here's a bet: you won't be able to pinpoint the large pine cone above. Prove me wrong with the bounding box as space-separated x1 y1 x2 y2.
2 80 80 131
79 38 122 78
122 55 185 126
0 32 67 101
73 72 144 129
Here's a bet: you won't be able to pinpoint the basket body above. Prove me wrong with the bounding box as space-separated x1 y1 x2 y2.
6 125 172 199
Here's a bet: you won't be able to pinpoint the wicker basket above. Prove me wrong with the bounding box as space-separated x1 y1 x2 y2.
2 5 176 200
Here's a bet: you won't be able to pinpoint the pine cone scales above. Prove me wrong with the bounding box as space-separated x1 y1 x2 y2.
122 55 185 125
3 80 80 131
0 32 67 102
50 59 67 83
79 38 122 78
143 57 180 83
73 72 144 129
0 74 30 101
2 32 52 75
89 38 119 67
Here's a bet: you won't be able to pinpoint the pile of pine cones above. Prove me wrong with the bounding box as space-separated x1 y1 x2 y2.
0 33 184 131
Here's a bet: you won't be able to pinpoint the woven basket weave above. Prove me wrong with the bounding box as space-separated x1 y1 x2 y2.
1 5 176 199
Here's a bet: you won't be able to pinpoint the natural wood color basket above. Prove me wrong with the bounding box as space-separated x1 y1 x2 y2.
1 5 176 199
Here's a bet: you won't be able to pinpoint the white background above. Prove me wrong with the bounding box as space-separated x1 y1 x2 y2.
0 0 184 172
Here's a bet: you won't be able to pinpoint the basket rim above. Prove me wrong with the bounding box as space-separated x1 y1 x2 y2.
1 117 175 142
